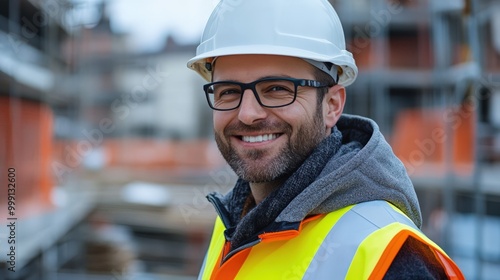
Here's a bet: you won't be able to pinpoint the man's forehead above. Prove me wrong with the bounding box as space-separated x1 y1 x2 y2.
212 55 314 81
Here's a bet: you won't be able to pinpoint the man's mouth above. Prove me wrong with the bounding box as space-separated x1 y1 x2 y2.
241 133 280 143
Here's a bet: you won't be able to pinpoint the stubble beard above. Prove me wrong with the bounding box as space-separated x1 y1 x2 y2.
215 112 326 183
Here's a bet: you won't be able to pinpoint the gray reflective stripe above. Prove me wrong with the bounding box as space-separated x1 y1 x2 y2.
303 200 419 279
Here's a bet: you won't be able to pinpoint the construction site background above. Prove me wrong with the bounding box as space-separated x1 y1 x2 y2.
1 0 499 279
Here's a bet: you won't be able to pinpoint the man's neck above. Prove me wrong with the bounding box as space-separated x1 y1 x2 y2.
249 179 285 204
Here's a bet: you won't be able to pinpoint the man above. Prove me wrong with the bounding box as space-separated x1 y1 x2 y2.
187 0 464 279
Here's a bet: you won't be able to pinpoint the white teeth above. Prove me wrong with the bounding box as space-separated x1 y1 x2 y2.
242 134 278 143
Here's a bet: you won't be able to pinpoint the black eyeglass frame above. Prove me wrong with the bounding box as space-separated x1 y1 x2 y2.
203 77 334 111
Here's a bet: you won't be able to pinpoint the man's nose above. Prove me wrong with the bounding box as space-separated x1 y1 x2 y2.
237 89 267 125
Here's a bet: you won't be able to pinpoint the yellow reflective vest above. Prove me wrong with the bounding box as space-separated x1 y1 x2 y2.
199 200 464 280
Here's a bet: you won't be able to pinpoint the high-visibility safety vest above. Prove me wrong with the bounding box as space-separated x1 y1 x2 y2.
199 200 464 280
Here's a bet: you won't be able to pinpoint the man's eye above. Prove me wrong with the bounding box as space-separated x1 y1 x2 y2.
268 86 291 92
262 84 294 94
259 80 295 93
218 89 241 96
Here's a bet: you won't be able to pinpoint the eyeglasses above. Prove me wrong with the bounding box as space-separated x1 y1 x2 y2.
203 77 333 111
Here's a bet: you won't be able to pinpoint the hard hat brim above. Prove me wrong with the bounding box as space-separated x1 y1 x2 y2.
187 45 357 87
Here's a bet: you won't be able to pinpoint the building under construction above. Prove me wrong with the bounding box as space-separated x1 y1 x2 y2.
1 0 499 279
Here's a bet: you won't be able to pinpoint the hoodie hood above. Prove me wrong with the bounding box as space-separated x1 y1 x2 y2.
276 114 422 227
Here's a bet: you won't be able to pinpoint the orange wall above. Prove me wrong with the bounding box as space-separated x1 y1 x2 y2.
0 96 54 219
391 103 476 177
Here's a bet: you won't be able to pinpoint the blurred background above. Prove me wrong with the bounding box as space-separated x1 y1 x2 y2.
0 0 499 279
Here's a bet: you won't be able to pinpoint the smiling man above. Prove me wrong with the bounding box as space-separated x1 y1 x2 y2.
187 0 464 279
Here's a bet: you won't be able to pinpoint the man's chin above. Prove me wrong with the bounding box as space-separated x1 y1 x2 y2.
232 158 288 183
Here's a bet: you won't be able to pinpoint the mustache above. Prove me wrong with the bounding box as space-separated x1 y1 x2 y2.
224 120 291 135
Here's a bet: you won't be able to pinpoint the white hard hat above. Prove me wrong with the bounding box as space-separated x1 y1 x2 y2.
187 0 358 87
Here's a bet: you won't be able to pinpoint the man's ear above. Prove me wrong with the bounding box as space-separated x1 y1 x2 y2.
323 85 346 130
